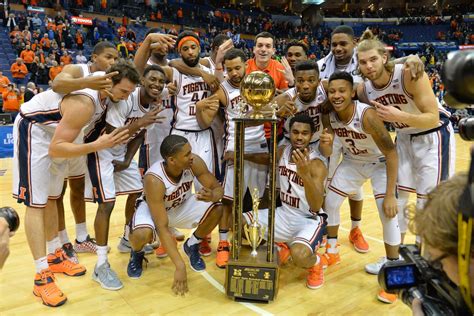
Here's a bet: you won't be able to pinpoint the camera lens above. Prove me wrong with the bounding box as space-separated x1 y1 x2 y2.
458 118 474 141
0 207 20 232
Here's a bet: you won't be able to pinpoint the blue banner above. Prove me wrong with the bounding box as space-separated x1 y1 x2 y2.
0 125 13 158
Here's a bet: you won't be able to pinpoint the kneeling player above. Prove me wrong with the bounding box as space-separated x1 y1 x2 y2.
127 135 223 294
323 71 400 303
243 114 330 289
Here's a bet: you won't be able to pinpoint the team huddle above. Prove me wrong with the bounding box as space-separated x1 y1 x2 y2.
11 25 455 307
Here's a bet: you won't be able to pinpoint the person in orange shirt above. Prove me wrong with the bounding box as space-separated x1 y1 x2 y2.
11 58 29 86
244 32 293 140
2 83 20 120
49 61 63 81
76 31 84 50
9 26 22 41
157 10 162 21
20 45 36 71
0 71 11 95
40 34 51 53
60 51 73 65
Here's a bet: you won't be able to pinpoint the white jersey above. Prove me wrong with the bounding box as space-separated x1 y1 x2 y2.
21 87 106 136
329 101 383 163
171 66 212 131
76 63 93 77
203 56 216 73
106 87 153 157
362 64 450 135
317 50 363 84
278 144 324 217
144 161 194 212
221 80 265 152
282 84 326 143
144 87 174 145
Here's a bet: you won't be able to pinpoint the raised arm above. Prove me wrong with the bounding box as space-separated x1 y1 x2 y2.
49 95 129 158
52 64 119 94
134 33 176 76
144 174 188 296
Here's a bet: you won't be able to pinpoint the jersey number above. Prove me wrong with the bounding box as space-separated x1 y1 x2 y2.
189 92 209 115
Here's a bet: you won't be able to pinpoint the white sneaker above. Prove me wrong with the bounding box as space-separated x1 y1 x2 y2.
365 257 388 275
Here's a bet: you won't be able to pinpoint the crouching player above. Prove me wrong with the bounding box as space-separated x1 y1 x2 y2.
243 114 331 289
126 135 223 295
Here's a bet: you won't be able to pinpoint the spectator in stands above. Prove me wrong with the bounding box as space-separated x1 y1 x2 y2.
24 82 37 103
31 14 42 29
29 56 39 84
76 30 84 50
49 60 62 81
60 51 73 65
0 71 11 96
10 58 28 86
40 33 51 53
20 45 36 72
9 25 21 41
6 13 17 32
37 62 49 85
2 83 20 121
75 50 87 64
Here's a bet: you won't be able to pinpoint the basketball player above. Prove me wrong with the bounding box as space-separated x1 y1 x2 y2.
318 25 425 253
200 34 231 74
126 135 223 292
52 41 119 256
195 48 269 268
356 29 455 278
242 114 330 289
322 71 400 303
285 40 309 76
273 61 330 156
84 64 166 261
12 62 135 307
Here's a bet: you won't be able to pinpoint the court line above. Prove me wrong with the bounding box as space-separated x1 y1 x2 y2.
201 271 274 316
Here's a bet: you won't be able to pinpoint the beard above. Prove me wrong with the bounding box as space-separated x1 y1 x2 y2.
182 56 199 67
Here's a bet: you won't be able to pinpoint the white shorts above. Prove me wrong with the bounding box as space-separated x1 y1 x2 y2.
243 208 326 252
328 159 387 199
66 156 86 179
396 122 455 197
12 116 65 207
85 149 143 203
222 160 267 201
171 128 219 178
131 195 218 241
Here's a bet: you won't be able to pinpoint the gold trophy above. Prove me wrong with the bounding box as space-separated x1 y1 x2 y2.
239 71 277 119
243 188 266 257
225 72 280 302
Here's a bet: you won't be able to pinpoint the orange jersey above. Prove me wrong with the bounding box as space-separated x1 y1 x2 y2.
246 58 288 90
0 76 10 94
49 66 63 80
20 50 35 63
11 63 28 78
2 91 20 111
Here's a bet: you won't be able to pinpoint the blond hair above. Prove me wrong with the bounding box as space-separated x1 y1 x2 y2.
357 29 394 76
411 174 474 255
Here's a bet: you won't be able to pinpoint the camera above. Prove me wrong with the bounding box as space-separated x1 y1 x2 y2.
0 207 20 232
442 50 474 141
378 245 469 315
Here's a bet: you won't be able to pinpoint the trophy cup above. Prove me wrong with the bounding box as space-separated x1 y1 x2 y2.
225 72 280 302
243 188 266 257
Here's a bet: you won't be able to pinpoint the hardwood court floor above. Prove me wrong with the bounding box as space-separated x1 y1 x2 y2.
0 134 469 315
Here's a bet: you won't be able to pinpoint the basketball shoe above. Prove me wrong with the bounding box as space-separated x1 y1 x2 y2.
306 255 324 289
216 240 230 268
33 268 67 307
47 248 86 276
73 235 99 253
349 227 369 253
183 239 206 272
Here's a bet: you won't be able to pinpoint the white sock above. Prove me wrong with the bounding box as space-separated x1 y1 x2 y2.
76 222 88 242
96 246 109 266
327 238 339 254
123 224 130 240
47 237 61 255
59 229 70 245
219 230 228 241
34 257 49 273
186 233 201 247
351 219 361 230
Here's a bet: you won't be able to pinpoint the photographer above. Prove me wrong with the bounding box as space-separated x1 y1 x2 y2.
0 207 18 270
410 173 474 315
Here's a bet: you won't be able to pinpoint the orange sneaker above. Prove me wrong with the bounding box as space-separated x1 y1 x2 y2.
377 289 398 304
306 256 324 289
33 268 67 307
319 252 329 269
349 227 369 253
155 237 177 258
276 242 291 265
216 240 230 268
322 251 341 267
199 238 212 256
47 249 86 276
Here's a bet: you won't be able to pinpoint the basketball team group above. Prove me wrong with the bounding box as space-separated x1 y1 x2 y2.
10 24 455 307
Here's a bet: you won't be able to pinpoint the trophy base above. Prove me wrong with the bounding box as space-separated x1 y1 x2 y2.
225 247 279 302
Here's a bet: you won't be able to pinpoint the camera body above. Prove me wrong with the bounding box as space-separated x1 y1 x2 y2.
378 245 468 315
0 207 20 232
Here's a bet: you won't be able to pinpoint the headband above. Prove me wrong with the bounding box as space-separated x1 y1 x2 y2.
177 36 200 51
